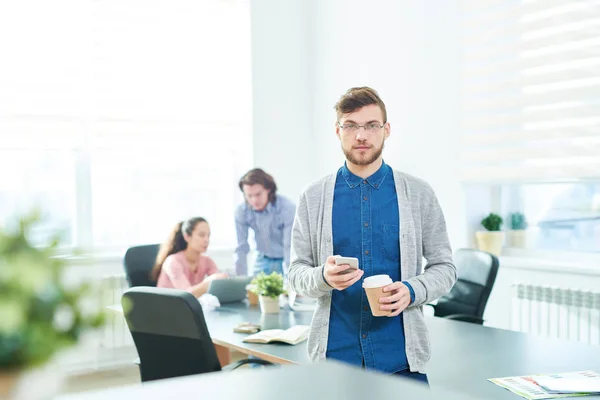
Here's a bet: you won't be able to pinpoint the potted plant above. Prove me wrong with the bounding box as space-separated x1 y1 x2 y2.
0 211 105 399
506 212 529 248
475 213 504 256
250 272 285 314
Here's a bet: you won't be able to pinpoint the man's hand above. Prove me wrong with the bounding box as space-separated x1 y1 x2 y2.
379 282 411 317
323 255 364 290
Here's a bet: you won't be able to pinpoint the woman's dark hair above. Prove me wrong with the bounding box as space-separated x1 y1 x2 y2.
238 168 277 204
151 217 207 281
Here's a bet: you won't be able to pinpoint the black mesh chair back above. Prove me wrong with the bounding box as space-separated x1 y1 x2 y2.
123 244 160 287
122 287 221 381
433 248 499 324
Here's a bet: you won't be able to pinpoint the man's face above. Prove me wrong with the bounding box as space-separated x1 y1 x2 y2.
242 184 270 211
336 104 390 167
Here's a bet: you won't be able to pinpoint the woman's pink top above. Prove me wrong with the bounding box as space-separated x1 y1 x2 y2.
157 251 219 290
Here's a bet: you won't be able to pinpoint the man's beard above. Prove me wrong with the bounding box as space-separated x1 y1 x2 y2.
343 140 385 166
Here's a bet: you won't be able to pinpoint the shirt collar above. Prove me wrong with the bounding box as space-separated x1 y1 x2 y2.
341 160 390 189
265 199 276 212
250 196 276 213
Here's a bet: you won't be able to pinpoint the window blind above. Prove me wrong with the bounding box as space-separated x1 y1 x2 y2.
461 0 600 182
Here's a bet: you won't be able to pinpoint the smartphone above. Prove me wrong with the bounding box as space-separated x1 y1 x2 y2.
335 256 359 275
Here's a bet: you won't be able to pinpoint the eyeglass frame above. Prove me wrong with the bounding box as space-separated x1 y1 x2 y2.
336 121 387 133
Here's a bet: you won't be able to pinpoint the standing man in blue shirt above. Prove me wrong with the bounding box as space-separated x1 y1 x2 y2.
288 87 456 384
235 168 296 277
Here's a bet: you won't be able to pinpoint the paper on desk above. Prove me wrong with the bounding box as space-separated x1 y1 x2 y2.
534 375 600 394
198 293 220 312
489 370 600 400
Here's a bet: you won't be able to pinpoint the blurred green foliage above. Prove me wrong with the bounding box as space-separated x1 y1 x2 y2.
0 210 105 370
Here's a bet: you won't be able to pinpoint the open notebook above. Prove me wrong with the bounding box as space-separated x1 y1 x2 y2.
242 325 310 345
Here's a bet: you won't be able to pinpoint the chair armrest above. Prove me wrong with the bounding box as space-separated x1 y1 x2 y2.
222 358 274 372
443 314 485 325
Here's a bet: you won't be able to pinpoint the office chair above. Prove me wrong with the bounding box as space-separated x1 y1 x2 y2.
122 287 272 382
430 248 499 325
123 244 160 287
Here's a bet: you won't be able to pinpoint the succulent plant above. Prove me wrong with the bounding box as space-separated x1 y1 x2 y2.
481 213 503 232
510 212 527 230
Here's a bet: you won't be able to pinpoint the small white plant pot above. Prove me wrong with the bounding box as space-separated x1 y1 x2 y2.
259 295 280 314
475 231 505 257
506 229 528 248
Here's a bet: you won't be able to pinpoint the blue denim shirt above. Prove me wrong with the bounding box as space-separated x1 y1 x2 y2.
326 161 415 374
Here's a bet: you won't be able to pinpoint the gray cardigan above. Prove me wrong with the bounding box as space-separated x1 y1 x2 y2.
288 169 457 373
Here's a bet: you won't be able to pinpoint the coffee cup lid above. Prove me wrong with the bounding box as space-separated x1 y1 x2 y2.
362 274 392 288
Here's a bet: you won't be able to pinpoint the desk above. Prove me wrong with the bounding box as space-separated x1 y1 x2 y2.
58 360 477 400
427 319 600 398
207 303 600 399
105 301 311 366
205 303 312 364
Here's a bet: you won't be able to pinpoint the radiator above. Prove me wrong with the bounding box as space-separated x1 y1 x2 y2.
511 283 600 345
100 274 134 349
60 273 137 374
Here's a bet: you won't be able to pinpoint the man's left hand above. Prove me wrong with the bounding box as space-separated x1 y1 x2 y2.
379 282 411 317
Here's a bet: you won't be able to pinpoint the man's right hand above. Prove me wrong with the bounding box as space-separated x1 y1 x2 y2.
323 255 364 290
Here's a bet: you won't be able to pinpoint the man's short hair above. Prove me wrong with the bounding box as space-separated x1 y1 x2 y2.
334 86 387 123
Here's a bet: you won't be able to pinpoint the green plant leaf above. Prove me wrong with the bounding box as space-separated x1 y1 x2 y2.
509 212 527 230
481 213 503 231
0 210 106 370
250 272 285 298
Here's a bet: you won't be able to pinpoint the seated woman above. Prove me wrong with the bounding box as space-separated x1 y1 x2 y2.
152 217 228 297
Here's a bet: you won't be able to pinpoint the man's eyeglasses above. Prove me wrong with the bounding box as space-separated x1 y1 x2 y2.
337 122 385 133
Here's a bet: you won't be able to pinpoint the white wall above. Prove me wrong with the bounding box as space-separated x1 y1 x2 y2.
250 0 316 203
251 0 467 248
309 0 466 250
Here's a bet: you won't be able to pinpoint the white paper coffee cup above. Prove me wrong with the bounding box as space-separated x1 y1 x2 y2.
362 275 393 317
362 275 393 289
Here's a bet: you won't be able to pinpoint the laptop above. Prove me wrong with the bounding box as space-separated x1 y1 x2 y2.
207 276 253 304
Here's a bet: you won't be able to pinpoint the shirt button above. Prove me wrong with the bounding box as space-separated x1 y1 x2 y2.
374 184 379 188
364 222 368 227
363 196 368 201
364 250 369 255
323 320 328 327
364 306 369 311
362 334 367 339
363 180 367 184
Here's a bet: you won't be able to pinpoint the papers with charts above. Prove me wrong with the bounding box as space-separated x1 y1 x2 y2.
489 370 600 400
